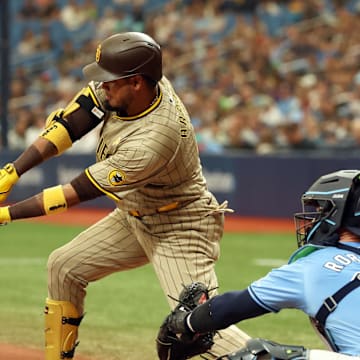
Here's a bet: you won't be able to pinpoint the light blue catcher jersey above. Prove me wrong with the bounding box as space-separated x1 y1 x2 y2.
248 242 360 356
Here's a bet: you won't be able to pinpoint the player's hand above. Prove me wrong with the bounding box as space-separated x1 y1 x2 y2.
156 283 215 360
0 163 19 203
0 206 11 225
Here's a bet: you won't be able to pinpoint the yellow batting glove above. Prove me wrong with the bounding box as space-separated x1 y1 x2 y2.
0 163 19 203
0 206 11 225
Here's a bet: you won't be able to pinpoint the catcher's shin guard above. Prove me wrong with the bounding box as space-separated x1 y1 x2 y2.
216 338 307 359
44 298 83 359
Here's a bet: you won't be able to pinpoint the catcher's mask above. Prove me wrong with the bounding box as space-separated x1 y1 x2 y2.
294 169 360 248
83 32 162 84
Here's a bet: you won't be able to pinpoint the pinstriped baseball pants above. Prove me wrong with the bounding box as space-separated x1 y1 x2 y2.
47 205 250 358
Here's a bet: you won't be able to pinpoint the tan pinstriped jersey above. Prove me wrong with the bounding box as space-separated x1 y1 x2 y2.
85 76 213 213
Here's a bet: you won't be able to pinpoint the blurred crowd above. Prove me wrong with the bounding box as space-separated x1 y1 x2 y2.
3 0 360 154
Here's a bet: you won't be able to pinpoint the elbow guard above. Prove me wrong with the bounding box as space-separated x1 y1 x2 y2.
40 121 73 155
43 185 68 215
40 86 105 154
62 85 105 122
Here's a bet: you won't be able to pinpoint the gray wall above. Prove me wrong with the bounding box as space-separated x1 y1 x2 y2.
2 150 359 218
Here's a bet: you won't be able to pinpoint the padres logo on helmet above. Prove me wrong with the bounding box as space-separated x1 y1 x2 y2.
83 32 162 83
108 169 126 186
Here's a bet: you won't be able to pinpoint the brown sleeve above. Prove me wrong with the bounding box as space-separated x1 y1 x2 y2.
8 176 99 220
70 171 104 202
9 194 45 220
14 141 57 176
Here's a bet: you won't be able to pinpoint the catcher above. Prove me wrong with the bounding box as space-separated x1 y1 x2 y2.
158 170 360 359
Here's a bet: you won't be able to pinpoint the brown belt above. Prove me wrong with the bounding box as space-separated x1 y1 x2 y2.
128 201 181 218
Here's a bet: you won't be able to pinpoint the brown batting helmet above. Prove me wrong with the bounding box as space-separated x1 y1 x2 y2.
83 32 162 83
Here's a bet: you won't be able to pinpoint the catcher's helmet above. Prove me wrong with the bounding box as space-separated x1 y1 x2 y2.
82 32 162 83
294 169 360 248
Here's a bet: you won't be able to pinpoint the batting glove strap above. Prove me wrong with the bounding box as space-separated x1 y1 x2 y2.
0 163 19 203
0 206 11 224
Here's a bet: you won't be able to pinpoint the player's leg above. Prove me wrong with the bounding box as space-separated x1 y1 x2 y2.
45 208 148 360
134 202 251 359
308 350 360 360
216 338 307 359
217 339 360 360
44 298 83 360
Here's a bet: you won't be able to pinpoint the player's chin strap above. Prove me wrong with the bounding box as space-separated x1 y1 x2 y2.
311 271 360 352
216 338 307 359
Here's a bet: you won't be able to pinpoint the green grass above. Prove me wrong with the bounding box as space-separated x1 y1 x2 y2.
0 221 325 359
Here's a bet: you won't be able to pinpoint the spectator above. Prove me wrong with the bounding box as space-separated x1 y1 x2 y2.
24 105 46 146
60 0 89 31
96 7 133 39
8 110 32 151
81 0 98 22
36 0 59 19
17 0 40 19
5 0 360 154
278 122 319 150
347 118 360 148
16 29 40 57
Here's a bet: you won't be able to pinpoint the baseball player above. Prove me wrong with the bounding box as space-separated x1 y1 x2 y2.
0 32 250 359
162 169 360 359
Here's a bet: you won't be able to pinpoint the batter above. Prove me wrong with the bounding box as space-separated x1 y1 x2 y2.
0 32 250 359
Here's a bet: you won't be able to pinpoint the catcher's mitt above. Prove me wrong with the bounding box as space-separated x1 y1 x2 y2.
156 282 215 360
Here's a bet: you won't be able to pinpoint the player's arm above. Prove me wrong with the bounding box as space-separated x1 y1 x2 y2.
0 171 103 224
186 289 270 333
38 85 105 156
0 85 105 203
168 267 302 336
165 289 269 337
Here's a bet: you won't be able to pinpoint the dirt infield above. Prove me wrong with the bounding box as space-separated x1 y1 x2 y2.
0 344 44 360
1 208 292 359
0 343 93 360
